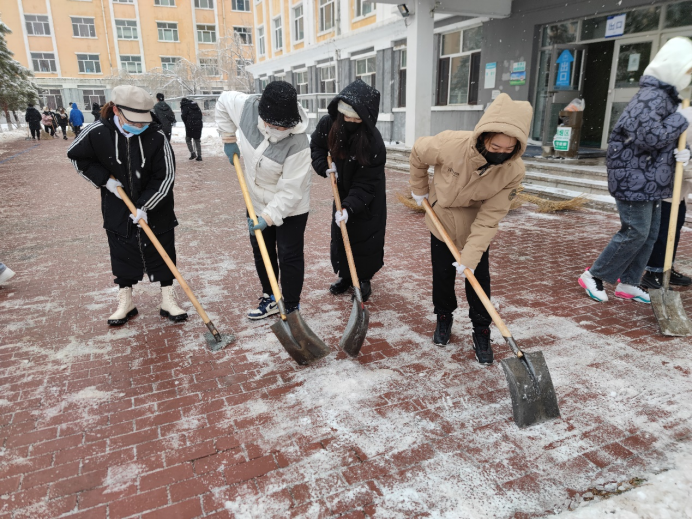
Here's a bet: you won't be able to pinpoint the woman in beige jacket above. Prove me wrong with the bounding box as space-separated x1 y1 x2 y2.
409 93 533 364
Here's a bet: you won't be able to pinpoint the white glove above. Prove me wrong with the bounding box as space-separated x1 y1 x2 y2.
675 148 690 166
334 208 348 225
411 191 429 207
105 178 123 199
326 163 338 180
130 208 148 227
677 106 692 125
452 262 473 279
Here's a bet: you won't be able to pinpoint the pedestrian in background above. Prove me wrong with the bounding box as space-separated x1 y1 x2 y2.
41 107 56 138
91 102 101 122
69 103 84 138
25 103 42 141
154 93 177 142
56 107 69 140
579 37 692 304
180 97 203 161
310 79 387 302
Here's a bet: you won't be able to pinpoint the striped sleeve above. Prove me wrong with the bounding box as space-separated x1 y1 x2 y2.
66 121 109 188
140 131 175 211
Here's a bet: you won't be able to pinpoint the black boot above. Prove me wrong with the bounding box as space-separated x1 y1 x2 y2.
329 277 351 295
472 327 494 365
189 152 196 160
359 280 371 302
196 156 203 161
433 313 453 346
670 268 692 286
641 270 662 290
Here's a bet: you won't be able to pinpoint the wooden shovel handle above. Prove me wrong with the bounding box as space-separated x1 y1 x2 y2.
327 157 361 289
110 176 212 325
232 155 286 319
662 98 690 283
422 198 512 339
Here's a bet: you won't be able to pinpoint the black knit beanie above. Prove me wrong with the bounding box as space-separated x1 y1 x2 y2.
258 81 301 128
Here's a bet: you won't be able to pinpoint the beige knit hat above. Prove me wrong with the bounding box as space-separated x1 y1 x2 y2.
337 100 359 119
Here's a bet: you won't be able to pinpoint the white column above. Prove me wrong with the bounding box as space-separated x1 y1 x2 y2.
134 0 146 71
404 0 434 147
305 0 315 47
108 0 121 73
45 0 62 76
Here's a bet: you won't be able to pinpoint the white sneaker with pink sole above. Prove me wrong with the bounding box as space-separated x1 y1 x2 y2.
614 283 650 304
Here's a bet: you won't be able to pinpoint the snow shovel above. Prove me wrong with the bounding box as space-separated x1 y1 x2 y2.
650 98 692 337
232 155 331 365
422 199 560 428
328 157 369 357
111 177 235 352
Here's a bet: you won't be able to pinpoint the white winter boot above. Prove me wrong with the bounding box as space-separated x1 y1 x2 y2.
108 287 138 326
160 285 188 322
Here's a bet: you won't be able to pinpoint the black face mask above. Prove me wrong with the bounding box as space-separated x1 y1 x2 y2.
482 150 513 165
344 121 361 133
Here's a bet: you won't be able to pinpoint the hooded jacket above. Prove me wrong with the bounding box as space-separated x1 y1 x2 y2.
69 107 84 127
410 93 532 270
25 107 42 129
310 79 387 281
154 100 177 134
180 98 204 139
215 91 311 226
606 39 692 202
67 115 177 238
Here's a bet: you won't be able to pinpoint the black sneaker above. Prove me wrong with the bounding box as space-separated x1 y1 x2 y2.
433 313 453 346
670 268 692 287
641 271 662 290
196 156 203 161
359 280 371 302
329 277 351 295
189 153 196 160
472 328 494 365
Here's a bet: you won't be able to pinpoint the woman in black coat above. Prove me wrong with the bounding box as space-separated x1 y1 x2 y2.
91 102 101 122
25 104 42 140
180 97 204 161
67 85 187 326
310 79 387 302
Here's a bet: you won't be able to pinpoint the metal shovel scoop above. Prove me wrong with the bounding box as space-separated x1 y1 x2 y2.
650 98 692 337
233 155 330 365
329 158 369 356
422 199 560 428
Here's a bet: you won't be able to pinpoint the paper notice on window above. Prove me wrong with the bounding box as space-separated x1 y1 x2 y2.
484 62 496 89
627 53 640 72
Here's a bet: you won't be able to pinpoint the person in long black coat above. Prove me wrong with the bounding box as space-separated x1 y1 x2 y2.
310 79 386 302
91 102 101 122
67 85 188 326
180 98 204 161
25 104 42 140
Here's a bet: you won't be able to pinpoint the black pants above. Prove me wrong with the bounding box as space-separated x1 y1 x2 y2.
249 212 308 307
647 200 687 272
107 228 176 288
44 124 55 136
431 233 492 328
186 136 201 157
73 125 82 137
59 124 68 137
30 128 41 139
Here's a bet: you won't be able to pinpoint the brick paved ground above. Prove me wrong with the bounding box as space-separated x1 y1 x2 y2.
1 133 691 518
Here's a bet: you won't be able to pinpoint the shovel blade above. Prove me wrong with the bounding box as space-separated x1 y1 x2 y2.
649 288 692 337
500 351 560 428
271 311 331 365
340 297 369 357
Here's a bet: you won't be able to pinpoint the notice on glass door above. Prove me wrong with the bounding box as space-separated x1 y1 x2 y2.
484 62 497 89
628 53 641 72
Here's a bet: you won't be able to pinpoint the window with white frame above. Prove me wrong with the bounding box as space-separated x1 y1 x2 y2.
197 24 216 43
154 0 175 5
71 17 96 38
113 0 134 3
294 70 308 94
319 64 335 108
115 19 138 40
319 0 335 32
194 0 214 9
160 56 181 70
233 26 252 45
77 54 101 74
31 52 57 72
355 56 376 87
257 26 266 55
398 48 406 107
157 22 179 41
259 78 268 91
120 55 143 74
235 59 252 75
25 15 51 36
273 16 283 51
293 5 304 42
354 0 374 18
200 57 219 75
436 26 482 106
232 0 250 11
83 89 106 109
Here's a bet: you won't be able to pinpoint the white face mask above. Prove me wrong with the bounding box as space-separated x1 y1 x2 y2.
265 126 292 143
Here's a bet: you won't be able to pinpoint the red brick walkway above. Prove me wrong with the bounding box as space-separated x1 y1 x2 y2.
1 134 691 518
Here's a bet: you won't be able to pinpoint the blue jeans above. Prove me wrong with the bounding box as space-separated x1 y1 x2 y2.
590 199 661 285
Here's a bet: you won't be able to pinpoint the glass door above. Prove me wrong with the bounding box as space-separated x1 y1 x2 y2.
602 36 657 148
540 44 588 146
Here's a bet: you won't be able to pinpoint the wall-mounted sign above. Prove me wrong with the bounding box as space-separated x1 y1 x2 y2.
553 126 572 152
628 53 641 72
510 72 526 85
555 50 574 88
491 89 501 99
512 61 526 73
484 62 497 89
605 14 626 38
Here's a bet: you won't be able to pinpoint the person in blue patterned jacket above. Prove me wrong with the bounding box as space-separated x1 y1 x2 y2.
579 36 692 304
